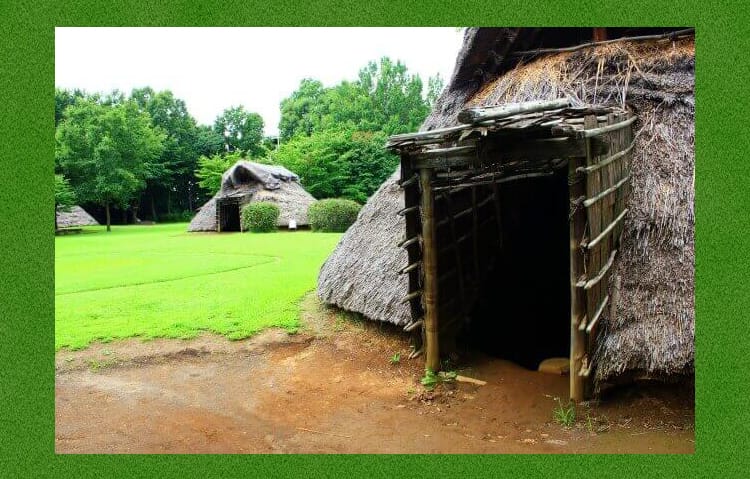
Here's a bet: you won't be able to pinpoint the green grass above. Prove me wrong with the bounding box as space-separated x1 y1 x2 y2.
55 223 342 350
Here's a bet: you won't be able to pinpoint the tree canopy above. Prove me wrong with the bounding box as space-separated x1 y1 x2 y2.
272 57 442 202
213 106 265 157
55 98 166 230
54 55 443 228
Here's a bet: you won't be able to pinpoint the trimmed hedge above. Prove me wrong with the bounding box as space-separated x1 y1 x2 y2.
307 199 362 232
241 202 280 232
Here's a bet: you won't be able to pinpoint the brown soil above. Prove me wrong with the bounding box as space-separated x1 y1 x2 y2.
55 295 694 454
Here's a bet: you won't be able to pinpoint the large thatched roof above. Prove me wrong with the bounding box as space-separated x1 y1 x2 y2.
318 28 694 386
56 205 99 228
188 161 317 231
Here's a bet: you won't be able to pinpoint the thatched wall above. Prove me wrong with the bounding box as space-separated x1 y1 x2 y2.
318 30 694 386
56 205 99 228
187 161 317 231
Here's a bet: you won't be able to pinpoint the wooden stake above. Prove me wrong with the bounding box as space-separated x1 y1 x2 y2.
420 168 440 373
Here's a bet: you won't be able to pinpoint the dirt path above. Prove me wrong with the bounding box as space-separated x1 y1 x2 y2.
56 296 694 454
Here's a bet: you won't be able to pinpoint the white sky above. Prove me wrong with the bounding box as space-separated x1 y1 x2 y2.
55 27 464 136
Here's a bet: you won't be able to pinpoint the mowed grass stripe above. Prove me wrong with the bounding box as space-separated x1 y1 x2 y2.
55 254 278 295
55 223 342 350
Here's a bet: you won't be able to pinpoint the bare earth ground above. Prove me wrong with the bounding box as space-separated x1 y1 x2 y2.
56 295 694 454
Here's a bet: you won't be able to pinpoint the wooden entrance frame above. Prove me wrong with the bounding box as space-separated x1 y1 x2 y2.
387 99 635 401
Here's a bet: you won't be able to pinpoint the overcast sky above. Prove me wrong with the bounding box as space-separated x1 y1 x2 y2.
55 27 464 136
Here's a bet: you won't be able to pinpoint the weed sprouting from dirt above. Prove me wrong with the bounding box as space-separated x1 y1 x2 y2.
553 398 576 427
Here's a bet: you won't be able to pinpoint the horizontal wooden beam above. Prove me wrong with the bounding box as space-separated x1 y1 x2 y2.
586 295 609 334
399 261 421 275
403 319 423 332
580 116 637 138
412 137 607 170
458 98 572 124
577 140 636 173
398 234 421 249
398 174 418 188
583 175 630 207
433 171 555 192
584 208 629 249
577 249 618 290
397 205 420 216
401 290 422 304
415 145 477 158
386 124 468 148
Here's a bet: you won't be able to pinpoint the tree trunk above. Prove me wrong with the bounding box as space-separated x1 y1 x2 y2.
187 182 193 212
167 189 172 215
121 207 128 224
150 194 158 222
105 200 111 232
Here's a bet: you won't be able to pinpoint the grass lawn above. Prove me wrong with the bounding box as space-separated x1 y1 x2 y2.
55 223 342 350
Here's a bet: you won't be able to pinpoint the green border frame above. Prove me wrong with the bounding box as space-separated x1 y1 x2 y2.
2 0 748 476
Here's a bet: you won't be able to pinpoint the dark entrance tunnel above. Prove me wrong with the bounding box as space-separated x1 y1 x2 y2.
460 166 571 370
219 202 241 232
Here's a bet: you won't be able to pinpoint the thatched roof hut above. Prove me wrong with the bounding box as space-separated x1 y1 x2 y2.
318 27 694 396
56 205 99 228
188 160 317 232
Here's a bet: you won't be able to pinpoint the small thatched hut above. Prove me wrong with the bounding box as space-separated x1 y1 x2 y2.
56 205 99 228
318 27 694 398
188 161 317 232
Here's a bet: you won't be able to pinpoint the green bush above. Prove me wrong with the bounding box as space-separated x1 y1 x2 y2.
307 199 361 232
241 202 280 232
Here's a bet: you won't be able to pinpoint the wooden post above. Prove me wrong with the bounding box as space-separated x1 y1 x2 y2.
420 168 440 372
569 119 597 402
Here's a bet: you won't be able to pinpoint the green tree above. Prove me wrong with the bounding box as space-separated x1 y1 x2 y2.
271 128 397 203
273 56 434 202
56 98 165 231
278 79 327 142
131 87 203 219
213 106 265 157
54 174 77 231
55 88 87 127
194 152 241 195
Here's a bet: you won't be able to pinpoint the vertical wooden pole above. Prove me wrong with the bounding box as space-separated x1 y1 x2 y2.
420 168 440 372
569 156 585 402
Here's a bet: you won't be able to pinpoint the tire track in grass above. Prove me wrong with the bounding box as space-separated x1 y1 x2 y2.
55 255 280 296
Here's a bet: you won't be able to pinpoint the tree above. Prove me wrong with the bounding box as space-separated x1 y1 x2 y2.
131 87 203 219
194 151 242 195
56 98 165 231
271 128 397 203
278 79 327 142
213 106 265 157
55 88 87 127
272 56 435 202
54 174 76 231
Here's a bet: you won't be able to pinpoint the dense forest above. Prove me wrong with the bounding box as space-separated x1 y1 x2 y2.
55 57 442 230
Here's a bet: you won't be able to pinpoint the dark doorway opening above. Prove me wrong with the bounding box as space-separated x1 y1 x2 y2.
219 202 241 232
461 166 571 370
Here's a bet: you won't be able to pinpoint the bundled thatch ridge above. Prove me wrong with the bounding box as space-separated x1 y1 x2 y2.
56 205 99 228
318 28 694 387
188 160 317 231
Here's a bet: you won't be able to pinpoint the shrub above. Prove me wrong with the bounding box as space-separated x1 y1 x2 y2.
241 202 280 232
307 199 361 232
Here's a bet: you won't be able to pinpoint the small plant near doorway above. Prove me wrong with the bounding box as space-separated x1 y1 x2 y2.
389 352 401 365
552 397 576 427
420 368 458 391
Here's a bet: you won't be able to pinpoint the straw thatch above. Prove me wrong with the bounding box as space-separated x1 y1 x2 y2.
56 205 99 228
318 28 694 387
188 161 317 231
